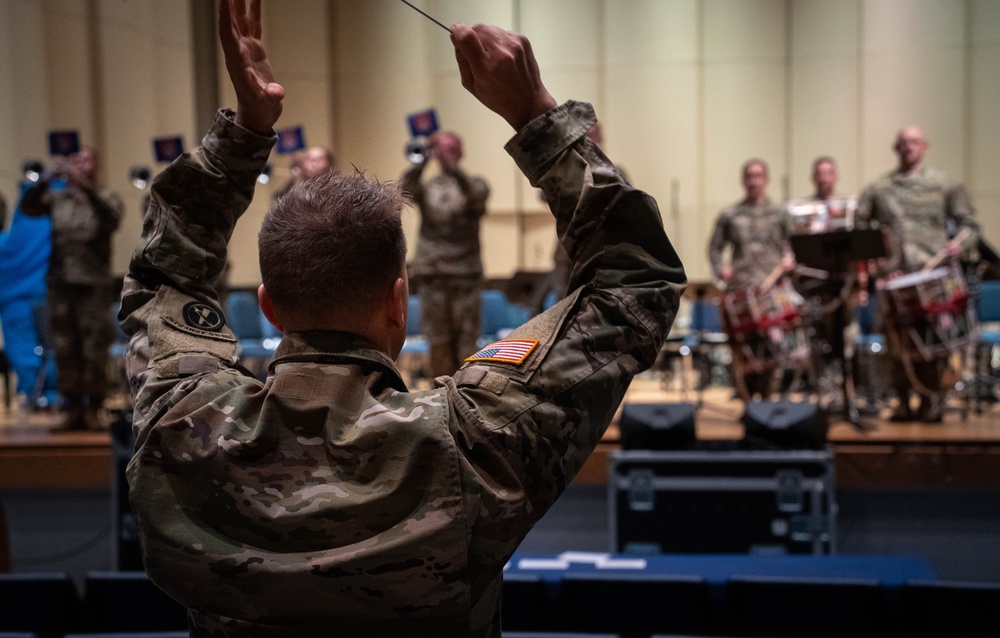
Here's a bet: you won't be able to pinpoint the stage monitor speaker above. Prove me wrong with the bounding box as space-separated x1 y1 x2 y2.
620 402 697 450
742 400 828 450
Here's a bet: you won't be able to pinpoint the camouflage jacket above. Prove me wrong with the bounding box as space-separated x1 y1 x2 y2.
21 178 123 285
120 105 684 637
400 161 489 279
707 199 788 291
856 166 979 270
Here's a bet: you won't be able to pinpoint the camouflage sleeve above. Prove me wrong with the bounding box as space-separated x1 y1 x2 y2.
399 162 426 205
707 209 729 280
856 182 903 272
947 183 980 253
119 109 275 419
451 168 490 218
89 188 124 232
854 186 874 228
445 101 685 586
470 176 489 218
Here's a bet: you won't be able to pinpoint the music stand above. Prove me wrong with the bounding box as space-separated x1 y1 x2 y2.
790 228 885 273
789 229 886 430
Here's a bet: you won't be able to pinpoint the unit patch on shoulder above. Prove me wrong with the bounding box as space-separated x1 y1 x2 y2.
182 302 226 331
465 339 539 365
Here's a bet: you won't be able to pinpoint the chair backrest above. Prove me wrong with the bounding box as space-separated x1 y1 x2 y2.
407 294 422 337
480 289 510 338
84 571 188 633
0 573 81 638
690 300 722 334
558 573 711 638
259 309 282 340
726 575 886 638
977 281 1000 323
505 303 532 332
501 574 550 632
225 291 264 340
900 579 1000 638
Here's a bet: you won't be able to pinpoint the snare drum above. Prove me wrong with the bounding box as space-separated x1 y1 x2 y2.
879 261 974 361
721 279 811 374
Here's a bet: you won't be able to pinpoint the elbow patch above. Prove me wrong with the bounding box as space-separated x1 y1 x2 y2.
148 286 238 369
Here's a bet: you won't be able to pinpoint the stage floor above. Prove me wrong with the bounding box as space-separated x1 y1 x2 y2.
1 375 998 490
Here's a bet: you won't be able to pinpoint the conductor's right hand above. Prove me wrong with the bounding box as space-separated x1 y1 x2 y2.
218 0 285 135
450 23 558 132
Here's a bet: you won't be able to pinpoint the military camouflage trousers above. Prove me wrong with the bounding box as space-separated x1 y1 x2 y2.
47 281 113 406
420 276 481 378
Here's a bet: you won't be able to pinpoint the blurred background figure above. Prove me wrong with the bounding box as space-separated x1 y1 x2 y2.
272 145 335 201
401 131 490 377
20 147 123 429
708 159 793 398
856 126 979 423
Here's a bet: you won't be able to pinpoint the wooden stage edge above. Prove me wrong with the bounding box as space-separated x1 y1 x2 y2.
1 382 998 490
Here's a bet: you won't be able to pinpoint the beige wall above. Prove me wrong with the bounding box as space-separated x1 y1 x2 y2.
1 0 997 285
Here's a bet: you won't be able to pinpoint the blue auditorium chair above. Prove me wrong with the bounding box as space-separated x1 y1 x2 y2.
480 289 532 347
900 580 1000 638
558 573 711 638
64 634 189 638
398 294 429 383
970 280 1000 413
853 298 887 411
501 573 550 632
0 572 82 638
505 634 620 638
225 290 275 367
83 572 188 633
726 575 886 637
401 294 428 355
480 289 511 345
688 298 728 391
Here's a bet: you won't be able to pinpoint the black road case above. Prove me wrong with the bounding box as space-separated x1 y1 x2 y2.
609 449 837 555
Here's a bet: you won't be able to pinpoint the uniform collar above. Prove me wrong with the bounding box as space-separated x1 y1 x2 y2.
269 330 408 392
891 166 927 182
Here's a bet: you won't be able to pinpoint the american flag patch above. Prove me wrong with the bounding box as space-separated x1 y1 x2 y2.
465 339 539 365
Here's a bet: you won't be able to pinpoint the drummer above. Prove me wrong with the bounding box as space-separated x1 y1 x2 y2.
708 158 794 398
856 126 980 422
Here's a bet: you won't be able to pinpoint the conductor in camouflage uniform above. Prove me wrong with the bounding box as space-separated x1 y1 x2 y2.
856 126 979 423
120 3 683 636
708 159 792 397
401 130 490 377
22 146 123 429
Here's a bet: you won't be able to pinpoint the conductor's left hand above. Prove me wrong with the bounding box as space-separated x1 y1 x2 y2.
219 0 284 135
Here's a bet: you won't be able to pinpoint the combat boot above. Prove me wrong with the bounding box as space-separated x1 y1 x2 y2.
919 395 943 423
889 390 914 422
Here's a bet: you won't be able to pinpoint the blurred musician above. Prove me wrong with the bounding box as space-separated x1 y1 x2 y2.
709 159 793 398
856 126 980 423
